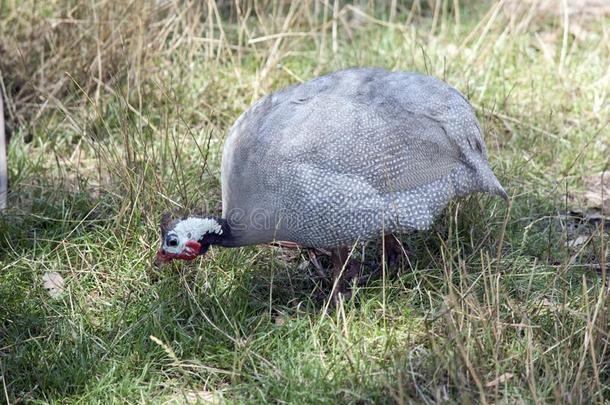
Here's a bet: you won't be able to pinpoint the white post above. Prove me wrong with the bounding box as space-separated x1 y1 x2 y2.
0 85 7 210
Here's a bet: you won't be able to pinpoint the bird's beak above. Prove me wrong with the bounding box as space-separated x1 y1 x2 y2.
155 249 175 266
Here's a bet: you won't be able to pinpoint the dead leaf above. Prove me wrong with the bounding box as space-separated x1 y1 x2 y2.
275 314 287 326
568 171 610 221
42 272 65 298
566 235 589 248
485 372 514 387
297 260 310 272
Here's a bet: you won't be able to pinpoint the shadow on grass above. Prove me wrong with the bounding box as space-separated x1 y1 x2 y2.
1 180 608 402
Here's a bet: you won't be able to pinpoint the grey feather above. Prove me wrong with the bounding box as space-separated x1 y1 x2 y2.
221 68 507 247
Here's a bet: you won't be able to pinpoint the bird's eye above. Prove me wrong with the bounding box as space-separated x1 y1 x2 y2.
165 235 179 247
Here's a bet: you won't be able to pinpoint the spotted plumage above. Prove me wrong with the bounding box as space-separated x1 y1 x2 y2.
157 67 507 264
221 67 507 248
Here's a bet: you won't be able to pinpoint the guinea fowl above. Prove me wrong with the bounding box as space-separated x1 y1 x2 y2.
156 67 508 298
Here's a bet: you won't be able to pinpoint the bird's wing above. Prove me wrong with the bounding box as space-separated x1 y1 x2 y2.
266 93 467 194
366 114 464 193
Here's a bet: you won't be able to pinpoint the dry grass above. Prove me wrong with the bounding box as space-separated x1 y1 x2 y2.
0 0 609 403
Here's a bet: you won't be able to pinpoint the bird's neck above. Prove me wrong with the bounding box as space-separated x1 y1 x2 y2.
190 216 237 247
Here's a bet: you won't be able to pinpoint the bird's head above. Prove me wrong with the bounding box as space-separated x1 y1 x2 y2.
156 212 227 264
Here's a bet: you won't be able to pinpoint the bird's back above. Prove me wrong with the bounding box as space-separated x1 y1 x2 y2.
222 68 505 247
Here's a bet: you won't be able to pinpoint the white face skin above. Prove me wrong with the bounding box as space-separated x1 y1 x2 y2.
162 217 223 255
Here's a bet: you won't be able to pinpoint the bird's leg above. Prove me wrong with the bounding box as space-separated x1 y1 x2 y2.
330 246 350 302
308 249 327 279
356 234 408 286
383 233 404 268
329 246 361 303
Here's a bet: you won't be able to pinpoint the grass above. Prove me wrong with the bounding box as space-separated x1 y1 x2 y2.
1 0 609 403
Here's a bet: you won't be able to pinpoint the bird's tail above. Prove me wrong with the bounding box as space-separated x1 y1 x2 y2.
478 164 509 201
